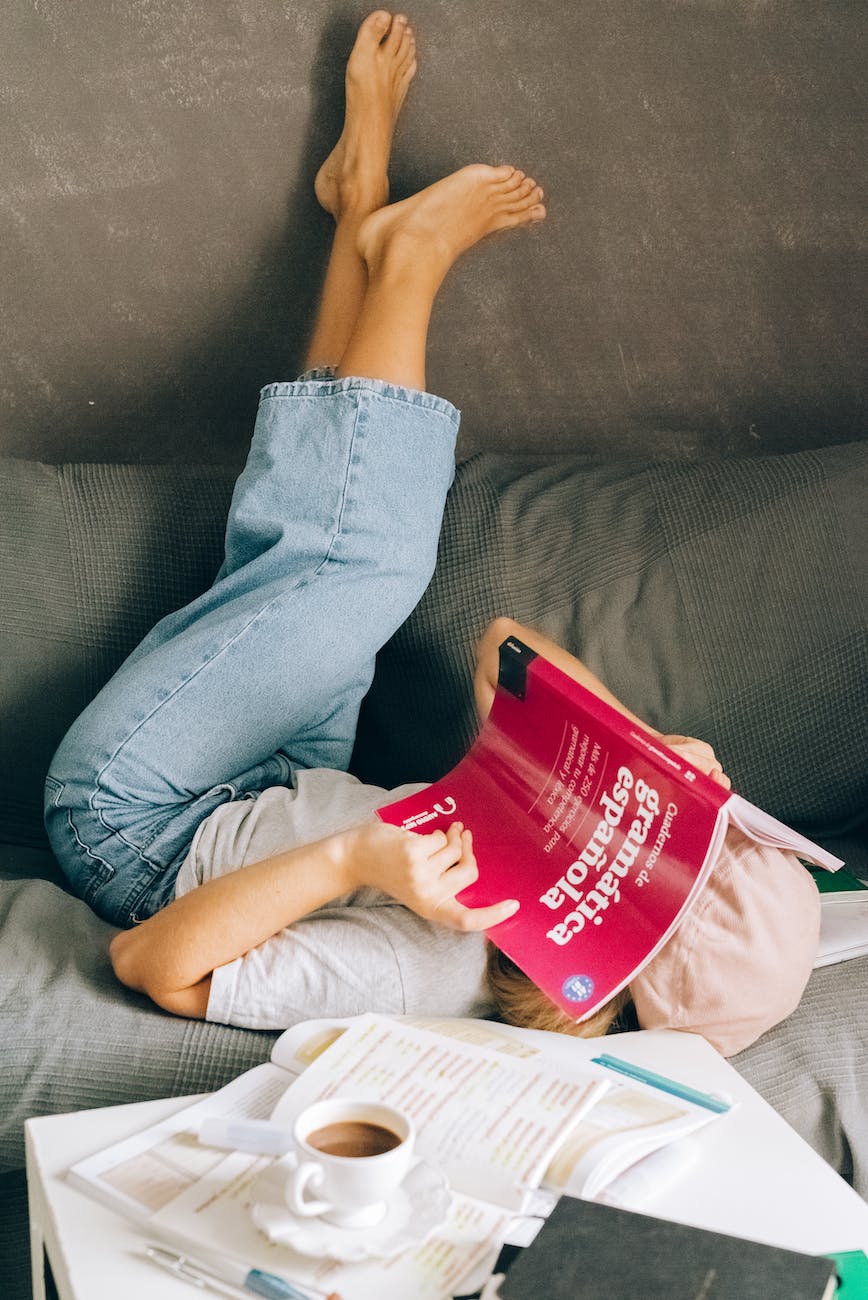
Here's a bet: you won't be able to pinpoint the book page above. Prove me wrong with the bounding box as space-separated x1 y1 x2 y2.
269 1015 606 1211
148 1143 511 1300
67 1062 289 1220
543 1081 714 1201
405 1016 540 1058
270 1017 353 1075
726 794 844 871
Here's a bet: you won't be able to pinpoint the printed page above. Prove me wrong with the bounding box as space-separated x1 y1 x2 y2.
410 1019 722 1200
273 1016 722 1202
270 1014 541 1087
543 1081 716 1201
67 1061 289 1221
404 1016 540 1059
269 1014 607 1211
149 1144 512 1300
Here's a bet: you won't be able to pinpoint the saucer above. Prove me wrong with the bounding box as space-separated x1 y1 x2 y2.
250 1157 451 1262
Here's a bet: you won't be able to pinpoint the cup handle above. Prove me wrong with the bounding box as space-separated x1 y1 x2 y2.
285 1160 332 1218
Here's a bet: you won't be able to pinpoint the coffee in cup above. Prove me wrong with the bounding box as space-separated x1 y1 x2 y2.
305 1120 403 1160
285 1099 414 1228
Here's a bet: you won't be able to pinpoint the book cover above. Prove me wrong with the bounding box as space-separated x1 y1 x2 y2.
495 1196 838 1299
377 637 826 1022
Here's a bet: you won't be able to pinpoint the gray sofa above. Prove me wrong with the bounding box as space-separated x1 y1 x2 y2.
2 446 867 1298
2 2 866 1296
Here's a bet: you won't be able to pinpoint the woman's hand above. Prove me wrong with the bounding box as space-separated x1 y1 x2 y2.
660 735 731 789
343 820 520 931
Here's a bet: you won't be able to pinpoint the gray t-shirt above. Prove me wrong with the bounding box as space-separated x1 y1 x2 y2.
175 767 492 1030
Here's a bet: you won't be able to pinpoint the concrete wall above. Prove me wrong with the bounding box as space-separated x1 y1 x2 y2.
1 0 864 465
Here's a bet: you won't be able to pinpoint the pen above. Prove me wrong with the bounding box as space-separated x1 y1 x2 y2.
591 1054 733 1114
144 1244 339 1300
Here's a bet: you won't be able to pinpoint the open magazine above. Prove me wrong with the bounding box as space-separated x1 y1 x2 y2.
377 637 843 1022
68 1014 728 1300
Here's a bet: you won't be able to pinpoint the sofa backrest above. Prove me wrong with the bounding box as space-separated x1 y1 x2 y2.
1 460 233 847
3 445 865 854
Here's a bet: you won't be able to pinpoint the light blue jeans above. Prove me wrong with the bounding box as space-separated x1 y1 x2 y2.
44 372 459 926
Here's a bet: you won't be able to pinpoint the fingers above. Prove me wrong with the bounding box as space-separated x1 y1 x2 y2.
663 735 730 787
424 822 467 868
436 896 521 932
438 854 479 894
423 824 518 930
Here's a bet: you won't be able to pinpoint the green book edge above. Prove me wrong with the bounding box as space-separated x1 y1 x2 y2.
826 1249 868 1298
806 866 868 897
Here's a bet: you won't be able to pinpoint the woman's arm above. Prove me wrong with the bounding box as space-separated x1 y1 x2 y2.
109 820 518 1018
475 617 729 786
474 617 659 731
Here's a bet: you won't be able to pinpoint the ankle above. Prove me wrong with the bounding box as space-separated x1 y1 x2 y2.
365 231 449 290
336 178 389 224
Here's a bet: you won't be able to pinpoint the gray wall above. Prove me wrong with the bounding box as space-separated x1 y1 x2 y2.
1 0 865 465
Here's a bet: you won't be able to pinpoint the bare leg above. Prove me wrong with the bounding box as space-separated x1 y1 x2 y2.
336 164 546 390
304 11 417 372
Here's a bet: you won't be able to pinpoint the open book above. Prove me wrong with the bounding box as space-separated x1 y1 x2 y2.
68 1014 727 1300
377 637 843 1022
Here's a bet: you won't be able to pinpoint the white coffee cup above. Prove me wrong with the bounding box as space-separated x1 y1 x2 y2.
284 1098 415 1228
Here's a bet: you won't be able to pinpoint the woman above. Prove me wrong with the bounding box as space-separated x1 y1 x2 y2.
45 13 819 1057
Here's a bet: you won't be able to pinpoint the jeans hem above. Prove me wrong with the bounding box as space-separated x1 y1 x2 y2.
260 376 460 425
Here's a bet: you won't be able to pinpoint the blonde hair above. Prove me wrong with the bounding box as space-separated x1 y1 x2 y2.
484 943 633 1038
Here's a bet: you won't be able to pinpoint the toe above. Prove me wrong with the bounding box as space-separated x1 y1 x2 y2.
395 26 413 68
361 10 392 43
385 13 408 51
500 169 526 192
505 178 545 212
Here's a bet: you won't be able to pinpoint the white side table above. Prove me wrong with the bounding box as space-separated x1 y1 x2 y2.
25 1051 868 1300
26 1097 199 1300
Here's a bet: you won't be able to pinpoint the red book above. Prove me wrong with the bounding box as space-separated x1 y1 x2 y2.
377 637 841 1021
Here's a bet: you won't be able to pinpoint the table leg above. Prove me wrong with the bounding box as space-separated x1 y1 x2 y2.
25 1126 48 1300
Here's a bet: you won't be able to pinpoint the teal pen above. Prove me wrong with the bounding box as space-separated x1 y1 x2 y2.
591 1053 732 1114
144 1244 338 1300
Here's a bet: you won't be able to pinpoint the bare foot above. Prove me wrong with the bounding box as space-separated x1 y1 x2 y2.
357 164 546 281
315 11 417 220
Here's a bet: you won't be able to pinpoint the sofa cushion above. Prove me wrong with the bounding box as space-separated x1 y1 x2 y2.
0 855 275 1176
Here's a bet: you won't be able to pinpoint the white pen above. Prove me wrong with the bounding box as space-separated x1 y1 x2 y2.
143 1244 339 1300
196 1116 295 1157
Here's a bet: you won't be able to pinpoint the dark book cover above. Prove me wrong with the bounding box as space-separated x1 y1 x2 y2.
497 1197 838 1300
